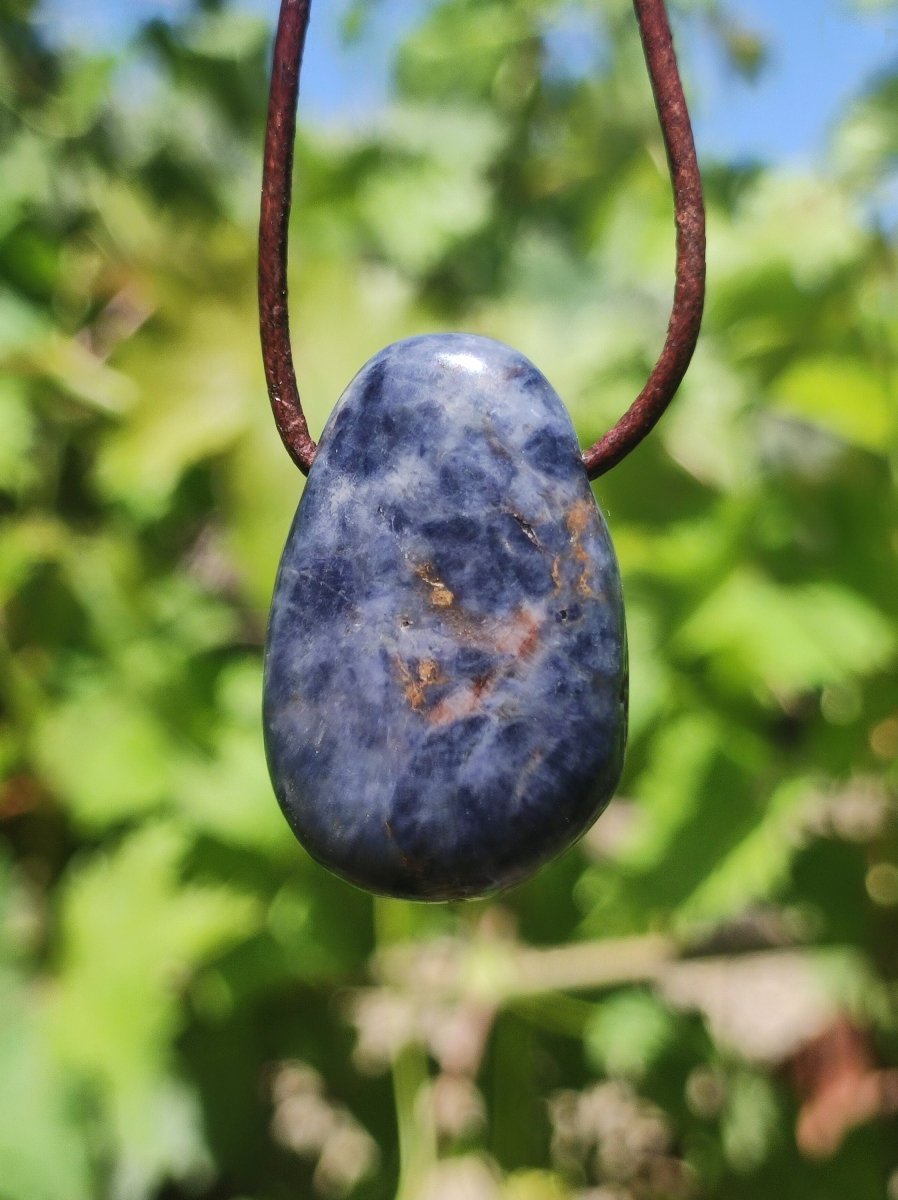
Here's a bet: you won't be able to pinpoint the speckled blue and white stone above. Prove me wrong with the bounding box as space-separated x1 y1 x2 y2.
263 333 627 900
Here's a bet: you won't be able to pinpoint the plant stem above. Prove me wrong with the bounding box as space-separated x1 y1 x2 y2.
391 1041 437 1200
374 898 438 1200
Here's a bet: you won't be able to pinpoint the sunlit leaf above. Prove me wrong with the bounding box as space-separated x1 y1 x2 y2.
176 663 290 853
770 355 895 453
721 1070 780 1171
359 105 504 274
0 970 93 1200
713 173 866 290
585 989 675 1079
676 570 896 698
32 686 176 828
96 305 255 517
47 823 259 1195
0 376 37 493
677 777 815 924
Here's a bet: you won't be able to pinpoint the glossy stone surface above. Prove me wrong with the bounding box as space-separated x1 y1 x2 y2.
263 333 627 900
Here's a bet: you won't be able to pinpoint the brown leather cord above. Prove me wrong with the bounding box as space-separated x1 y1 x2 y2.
259 0 316 474
582 0 705 479
258 0 706 480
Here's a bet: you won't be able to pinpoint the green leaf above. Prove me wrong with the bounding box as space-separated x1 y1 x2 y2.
38 333 137 414
49 52 116 138
661 349 756 488
48 823 260 1196
832 74 898 183
0 131 53 240
95 305 254 517
0 971 93 1200
185 11 268 59
32 686 176 829
721 1070 780 1172
396 2 531 101
359 105 504 274
617 597 672 744
503 1171 572 1200
0 289 48 359
714 174 866 291
677 778 814 924
176 663 290 853
0 376 37 494
585 990 675 1080
770 355 895 453
620 713 728 876
676 570 896 698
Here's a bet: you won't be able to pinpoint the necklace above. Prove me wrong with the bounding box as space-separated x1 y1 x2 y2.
259 0 705 901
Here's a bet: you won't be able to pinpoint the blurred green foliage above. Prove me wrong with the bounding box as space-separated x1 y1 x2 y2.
1 1 897 1197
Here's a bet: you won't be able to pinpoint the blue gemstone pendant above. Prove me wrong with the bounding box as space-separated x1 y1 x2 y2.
263 333 628 900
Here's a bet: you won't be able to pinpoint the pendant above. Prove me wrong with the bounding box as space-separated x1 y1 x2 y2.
263 333 628 901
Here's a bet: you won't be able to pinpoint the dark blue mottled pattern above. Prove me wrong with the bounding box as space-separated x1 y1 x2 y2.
263 334 627 900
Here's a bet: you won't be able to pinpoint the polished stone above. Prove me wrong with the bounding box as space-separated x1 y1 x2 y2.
263 333 627 900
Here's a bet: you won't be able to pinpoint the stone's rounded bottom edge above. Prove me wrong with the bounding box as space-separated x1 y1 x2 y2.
265 701 627 900
264 699 628 903
297 846 553 903
273 780 622 903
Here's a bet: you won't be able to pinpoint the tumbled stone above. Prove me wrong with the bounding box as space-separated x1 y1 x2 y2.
263 333 627 900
